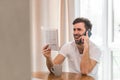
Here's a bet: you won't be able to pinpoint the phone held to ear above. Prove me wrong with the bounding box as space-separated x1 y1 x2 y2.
79 29 92 44
85 29 92 37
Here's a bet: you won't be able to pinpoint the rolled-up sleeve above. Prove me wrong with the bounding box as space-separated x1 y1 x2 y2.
59 43 69 58
90 46 102 63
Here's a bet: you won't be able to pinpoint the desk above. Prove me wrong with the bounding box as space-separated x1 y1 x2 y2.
33 72 94 80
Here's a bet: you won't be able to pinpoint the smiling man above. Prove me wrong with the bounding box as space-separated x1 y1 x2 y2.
42 17 101 79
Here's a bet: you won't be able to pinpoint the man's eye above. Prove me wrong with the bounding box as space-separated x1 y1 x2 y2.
77 28 81 31
73 29 76 31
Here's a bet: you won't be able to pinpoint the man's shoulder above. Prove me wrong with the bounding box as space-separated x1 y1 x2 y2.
59 41 75 56
89 40 98 48
89 40 101 53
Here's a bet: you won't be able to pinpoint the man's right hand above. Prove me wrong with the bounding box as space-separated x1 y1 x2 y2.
42 44 51 58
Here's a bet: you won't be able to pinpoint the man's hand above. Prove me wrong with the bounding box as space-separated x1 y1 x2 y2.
80 31 89 49
42 44 53 73
42 44 51 58
80 31 91 74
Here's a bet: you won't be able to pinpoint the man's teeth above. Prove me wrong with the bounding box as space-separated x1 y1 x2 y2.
75 36 79 38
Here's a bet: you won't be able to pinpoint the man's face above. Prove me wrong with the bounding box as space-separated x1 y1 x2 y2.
73 22 86 44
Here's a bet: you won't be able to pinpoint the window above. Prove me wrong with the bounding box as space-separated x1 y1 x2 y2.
108 0 120 80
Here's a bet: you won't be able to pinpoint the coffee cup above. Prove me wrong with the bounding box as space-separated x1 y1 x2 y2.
51 64 62 76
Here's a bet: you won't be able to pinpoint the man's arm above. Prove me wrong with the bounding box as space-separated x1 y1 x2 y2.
80 32 97 74
42 45 53 73
80 46 97 74
42 45 65 73
46 54 65 73
53 54 65 64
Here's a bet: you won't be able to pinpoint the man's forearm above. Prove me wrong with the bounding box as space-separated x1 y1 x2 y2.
46 57 54 73
80 48 92 74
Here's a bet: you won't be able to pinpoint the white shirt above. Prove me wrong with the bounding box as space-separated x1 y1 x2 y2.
59 40 101 79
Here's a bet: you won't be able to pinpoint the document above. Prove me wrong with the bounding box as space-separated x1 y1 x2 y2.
45 29 59 51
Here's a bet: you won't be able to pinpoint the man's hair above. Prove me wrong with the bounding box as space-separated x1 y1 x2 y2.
72 17 92 31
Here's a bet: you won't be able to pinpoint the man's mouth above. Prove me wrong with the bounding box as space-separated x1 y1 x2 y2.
74 36 80 39
74 34 81 40
73 34 84 44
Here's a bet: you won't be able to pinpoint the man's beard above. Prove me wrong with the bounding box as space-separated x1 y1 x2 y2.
73 34 82 45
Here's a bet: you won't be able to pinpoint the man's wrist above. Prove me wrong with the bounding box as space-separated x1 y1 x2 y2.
46 57 52 61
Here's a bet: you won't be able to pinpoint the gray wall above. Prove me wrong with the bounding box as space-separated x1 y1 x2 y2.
0 0 31 80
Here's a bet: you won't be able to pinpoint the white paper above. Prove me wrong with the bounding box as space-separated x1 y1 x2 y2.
45 29 58 51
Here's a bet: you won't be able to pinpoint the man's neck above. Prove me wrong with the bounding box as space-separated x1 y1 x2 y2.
76 44 84 54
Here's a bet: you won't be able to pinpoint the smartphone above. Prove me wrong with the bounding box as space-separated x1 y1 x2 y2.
79 29 92 44
84 29 92 37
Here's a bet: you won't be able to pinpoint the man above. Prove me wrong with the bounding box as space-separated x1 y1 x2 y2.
42 17 101 79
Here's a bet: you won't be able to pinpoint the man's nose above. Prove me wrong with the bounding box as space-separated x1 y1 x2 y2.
74 30 79 34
